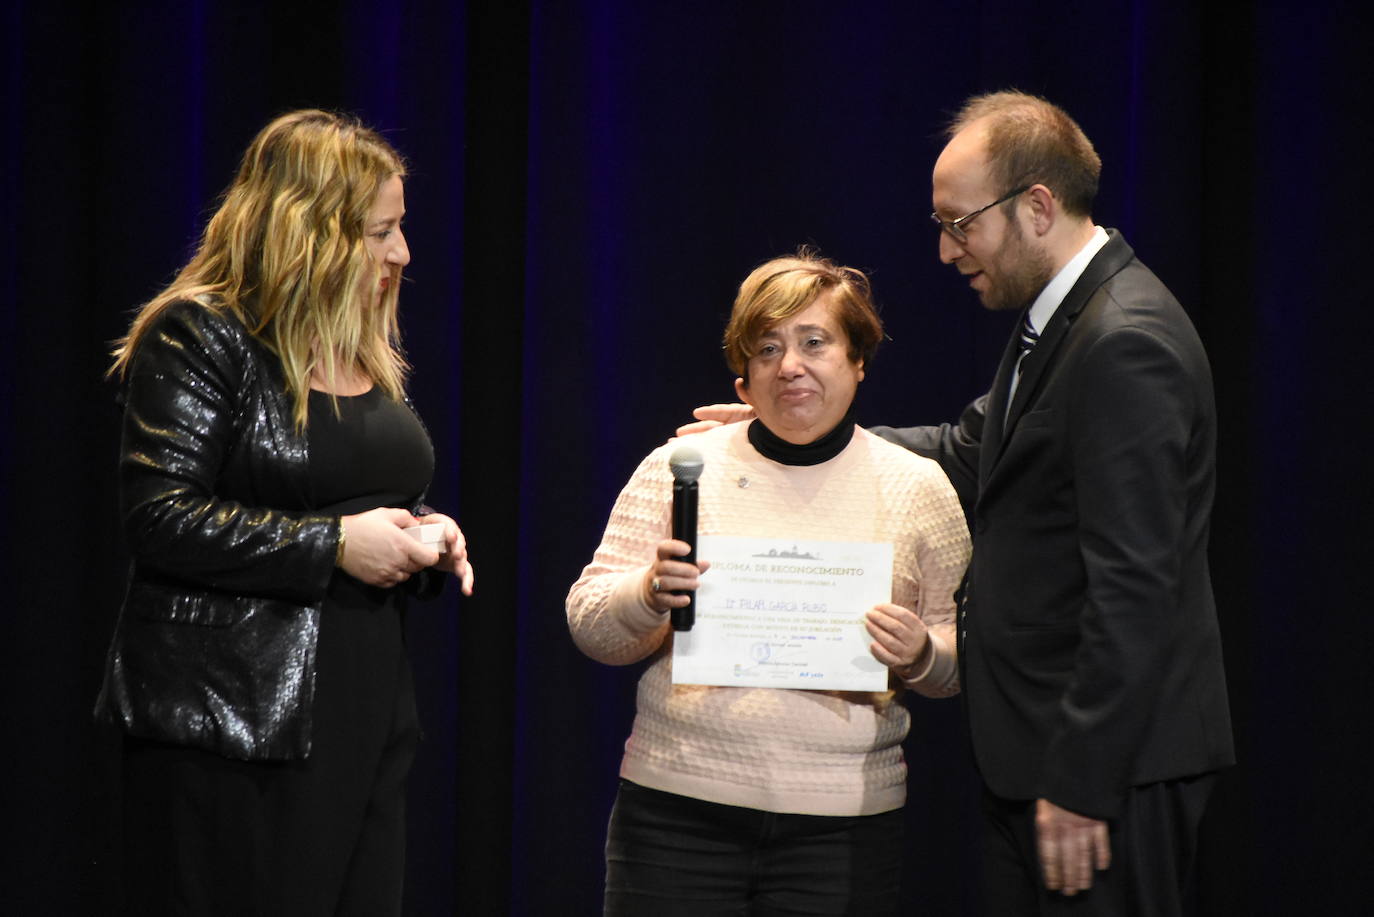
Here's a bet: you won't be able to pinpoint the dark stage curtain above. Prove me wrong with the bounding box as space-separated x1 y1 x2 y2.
3 1 1370 914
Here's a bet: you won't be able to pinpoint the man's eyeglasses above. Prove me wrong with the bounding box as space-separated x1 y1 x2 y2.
930 186 1030 244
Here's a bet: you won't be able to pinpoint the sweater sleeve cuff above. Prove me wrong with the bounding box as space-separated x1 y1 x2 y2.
901 630 955 690
610 565 669 636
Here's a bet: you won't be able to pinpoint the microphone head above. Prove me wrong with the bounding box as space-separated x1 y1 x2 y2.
669 445 704 484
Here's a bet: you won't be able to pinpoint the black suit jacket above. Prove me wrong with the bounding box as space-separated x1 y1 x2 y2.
877 231 1233 818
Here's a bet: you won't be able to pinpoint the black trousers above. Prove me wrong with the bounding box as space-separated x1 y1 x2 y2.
604 779 905 917
122 586 419 917
980 774 1218 917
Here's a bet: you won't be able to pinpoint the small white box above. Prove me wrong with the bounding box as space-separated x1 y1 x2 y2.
405 522 448 552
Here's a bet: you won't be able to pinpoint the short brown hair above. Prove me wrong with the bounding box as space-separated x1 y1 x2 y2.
723 250 883 382
950 90 1101 217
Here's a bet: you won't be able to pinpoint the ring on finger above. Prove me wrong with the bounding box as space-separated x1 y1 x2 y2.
651 576 662 593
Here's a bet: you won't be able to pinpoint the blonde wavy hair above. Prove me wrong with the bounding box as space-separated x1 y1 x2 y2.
110 109 409 428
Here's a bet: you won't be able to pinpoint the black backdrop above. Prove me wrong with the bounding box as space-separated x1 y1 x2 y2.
4 1 1372 914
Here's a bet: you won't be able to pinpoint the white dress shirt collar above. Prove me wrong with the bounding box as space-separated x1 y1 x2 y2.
1025 225 1109 335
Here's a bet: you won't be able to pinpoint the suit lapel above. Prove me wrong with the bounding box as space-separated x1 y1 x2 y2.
986 230 1137 473
980 316 1024 476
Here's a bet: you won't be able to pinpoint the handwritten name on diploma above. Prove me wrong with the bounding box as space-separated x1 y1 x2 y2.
724 599 828 612
671 535 893 691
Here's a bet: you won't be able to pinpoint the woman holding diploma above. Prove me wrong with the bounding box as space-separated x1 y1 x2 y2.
95 110 473 914
567 251 971 916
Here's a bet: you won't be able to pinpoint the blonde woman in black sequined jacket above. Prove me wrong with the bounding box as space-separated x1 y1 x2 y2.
95 110 472 915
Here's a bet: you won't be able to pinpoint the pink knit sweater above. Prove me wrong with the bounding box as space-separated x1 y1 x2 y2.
567 423 971 816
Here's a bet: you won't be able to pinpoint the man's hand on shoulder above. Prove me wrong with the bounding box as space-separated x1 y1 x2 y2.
674 401 755 438
1035 798 1111 896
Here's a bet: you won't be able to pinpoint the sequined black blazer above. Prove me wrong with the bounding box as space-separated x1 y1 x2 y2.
95 300 429 760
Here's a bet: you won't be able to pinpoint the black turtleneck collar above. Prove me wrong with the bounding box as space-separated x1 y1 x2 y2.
747 408 857 466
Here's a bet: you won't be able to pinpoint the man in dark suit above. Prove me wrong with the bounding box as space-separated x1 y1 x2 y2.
872 91 1234 914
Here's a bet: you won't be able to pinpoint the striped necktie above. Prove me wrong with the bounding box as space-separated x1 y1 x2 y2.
1006 313 1039 421
1017 312 1039 362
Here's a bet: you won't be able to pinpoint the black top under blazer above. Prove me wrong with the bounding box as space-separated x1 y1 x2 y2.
876 231 1234 819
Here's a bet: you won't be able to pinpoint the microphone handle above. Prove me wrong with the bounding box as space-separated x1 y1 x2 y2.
670 480 698 631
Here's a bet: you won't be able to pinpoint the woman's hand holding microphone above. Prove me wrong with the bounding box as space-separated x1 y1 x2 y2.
642 539 710 614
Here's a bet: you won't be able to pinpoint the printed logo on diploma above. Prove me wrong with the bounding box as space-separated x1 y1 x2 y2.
672 535 893 691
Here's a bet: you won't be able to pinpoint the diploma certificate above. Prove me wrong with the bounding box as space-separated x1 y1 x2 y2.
672 535 893 691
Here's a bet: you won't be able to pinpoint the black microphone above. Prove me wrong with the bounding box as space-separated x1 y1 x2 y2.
669 445 703 631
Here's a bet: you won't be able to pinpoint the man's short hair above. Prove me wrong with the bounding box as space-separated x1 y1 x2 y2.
950 91 1102 217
